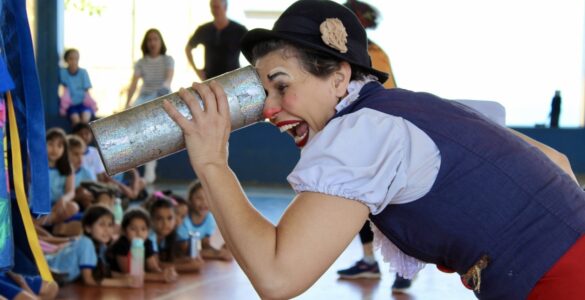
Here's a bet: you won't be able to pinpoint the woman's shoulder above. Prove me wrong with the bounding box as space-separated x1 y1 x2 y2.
134 57 147 65
162 55 175 64
320 108 403 141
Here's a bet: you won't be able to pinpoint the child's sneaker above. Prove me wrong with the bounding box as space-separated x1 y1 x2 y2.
337 259 381 279
391 275 413 293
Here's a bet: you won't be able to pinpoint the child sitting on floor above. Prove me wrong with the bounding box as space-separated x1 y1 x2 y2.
59 49 97 126
178 180 232 261
45 205 141 288
147 196 203 273
67 134 96 188
70 123 105 181
107 207 178 283
161 191 189 230
36 127 79 237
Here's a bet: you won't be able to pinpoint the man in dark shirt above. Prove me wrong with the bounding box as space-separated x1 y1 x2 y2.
185 0 247 80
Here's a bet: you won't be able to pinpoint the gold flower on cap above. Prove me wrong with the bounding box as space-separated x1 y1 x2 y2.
319 18 348 53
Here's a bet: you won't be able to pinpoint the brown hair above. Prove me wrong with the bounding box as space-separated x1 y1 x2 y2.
67 134 86 151
63 48 79 61
141 28 167 57
251 40 368 81
46 127 72 176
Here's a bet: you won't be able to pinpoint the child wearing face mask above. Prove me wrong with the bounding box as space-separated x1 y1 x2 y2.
147 196 203 273
45 205 141 287
107 208 178 283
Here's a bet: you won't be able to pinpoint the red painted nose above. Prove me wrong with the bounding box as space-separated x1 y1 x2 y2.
263 106 282 120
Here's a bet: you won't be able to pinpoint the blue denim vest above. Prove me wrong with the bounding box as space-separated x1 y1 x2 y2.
334 82 585 299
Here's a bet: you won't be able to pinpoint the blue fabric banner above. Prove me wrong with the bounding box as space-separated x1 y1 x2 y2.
0 0 52 272
2 0 50 214
0 57 14 271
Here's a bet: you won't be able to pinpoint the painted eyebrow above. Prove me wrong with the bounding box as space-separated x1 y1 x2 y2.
267 71 287 81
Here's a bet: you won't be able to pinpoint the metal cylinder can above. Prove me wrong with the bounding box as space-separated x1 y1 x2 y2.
89 65 266 175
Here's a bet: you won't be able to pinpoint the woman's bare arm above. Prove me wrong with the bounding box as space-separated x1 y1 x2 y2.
163 68 174 90
209 170 368 299
163 82 370 299
125 74 140 108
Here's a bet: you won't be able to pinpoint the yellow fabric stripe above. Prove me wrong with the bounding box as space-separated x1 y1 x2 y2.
6 91 53 281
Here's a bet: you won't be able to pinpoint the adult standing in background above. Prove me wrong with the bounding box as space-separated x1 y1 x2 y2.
185 0 247 81
126 28 174 108
126 28 174 184
549 90 561 128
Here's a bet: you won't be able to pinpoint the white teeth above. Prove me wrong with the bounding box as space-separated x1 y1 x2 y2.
279 122 300 133
294 131 308 144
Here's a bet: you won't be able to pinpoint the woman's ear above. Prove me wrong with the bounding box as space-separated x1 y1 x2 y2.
332 61 352 98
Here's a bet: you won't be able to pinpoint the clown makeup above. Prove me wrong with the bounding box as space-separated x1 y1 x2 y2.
257 49 345 148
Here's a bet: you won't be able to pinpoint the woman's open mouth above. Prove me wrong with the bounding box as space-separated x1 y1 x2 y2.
277 120 309 148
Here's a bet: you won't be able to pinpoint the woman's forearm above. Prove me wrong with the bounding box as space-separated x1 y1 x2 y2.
197 164 278 286
164 69 174 89
126 76 138 107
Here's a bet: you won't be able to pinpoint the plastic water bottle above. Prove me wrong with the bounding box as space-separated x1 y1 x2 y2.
189 231 201 258
130 238 145 285
113 198 123 225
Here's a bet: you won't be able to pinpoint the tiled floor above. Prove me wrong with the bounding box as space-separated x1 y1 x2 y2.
56 183 476 299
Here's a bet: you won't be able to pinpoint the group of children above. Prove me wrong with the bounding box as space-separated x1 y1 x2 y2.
5 123 232 299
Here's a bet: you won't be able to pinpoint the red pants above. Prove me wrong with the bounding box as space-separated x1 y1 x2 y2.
528 235 585 299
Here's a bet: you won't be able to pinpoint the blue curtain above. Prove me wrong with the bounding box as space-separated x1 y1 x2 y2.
0 0 51 272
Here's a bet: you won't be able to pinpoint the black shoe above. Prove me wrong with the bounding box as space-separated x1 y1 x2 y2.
337 259 381 279
391 275 412 293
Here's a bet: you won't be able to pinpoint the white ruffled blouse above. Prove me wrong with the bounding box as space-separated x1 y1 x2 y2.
287 79 507 279
287 78 440 278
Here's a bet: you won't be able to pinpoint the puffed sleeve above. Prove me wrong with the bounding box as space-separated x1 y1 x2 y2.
288 108 440 214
